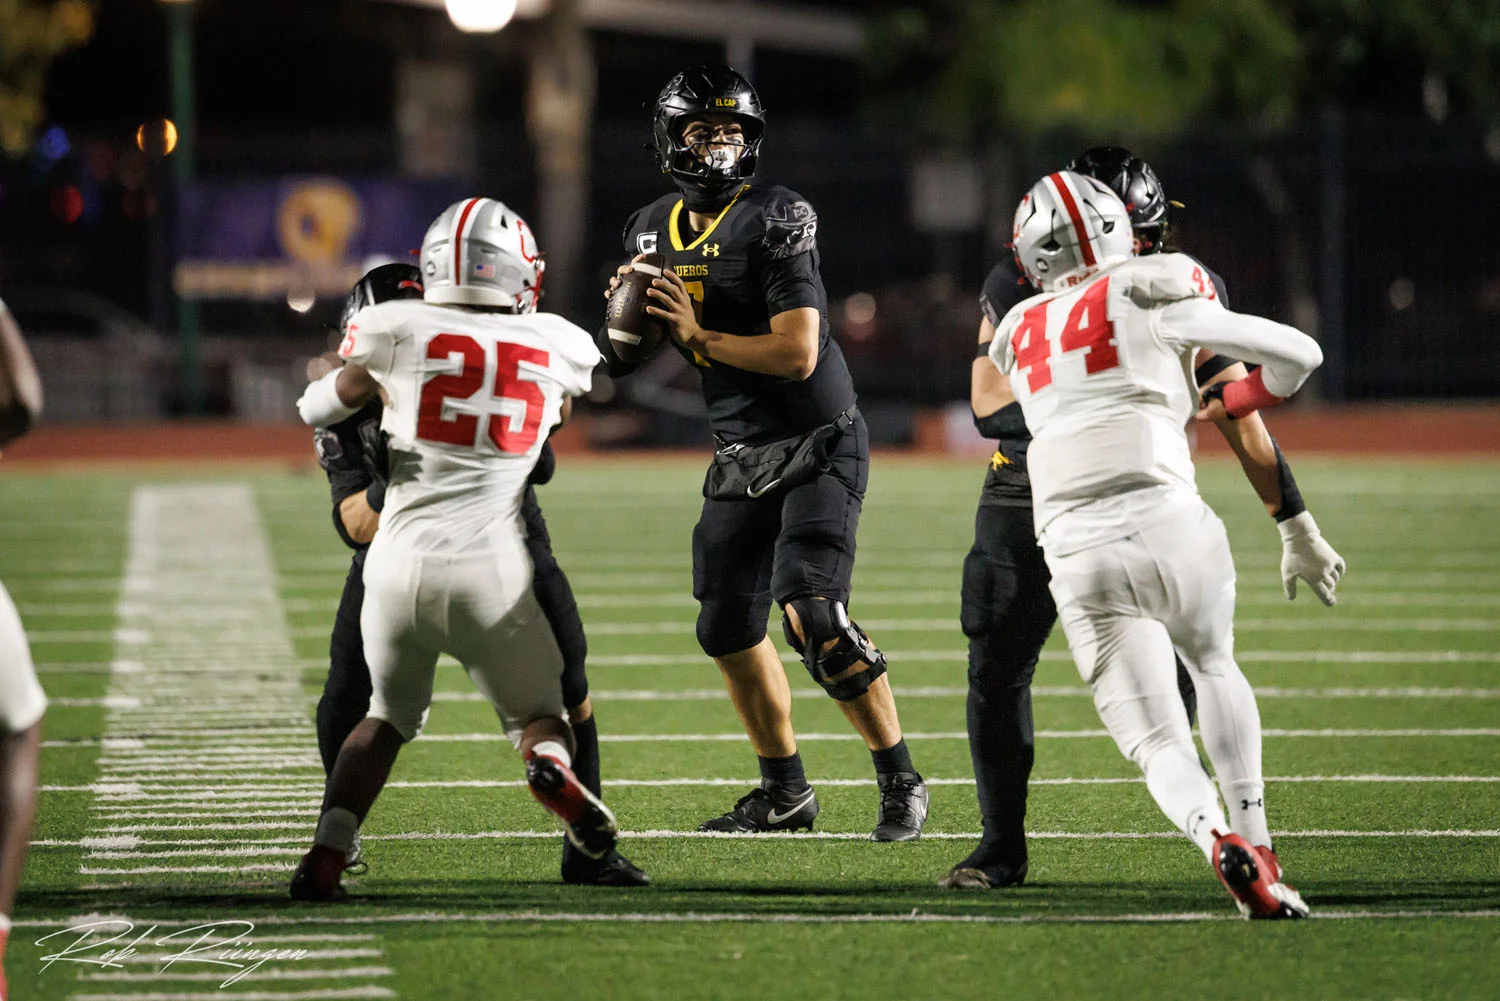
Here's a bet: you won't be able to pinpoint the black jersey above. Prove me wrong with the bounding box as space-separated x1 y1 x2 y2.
972 255 1231 509
615 183 857 444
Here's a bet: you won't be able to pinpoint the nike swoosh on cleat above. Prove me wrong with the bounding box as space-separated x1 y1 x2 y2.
766 794 815 825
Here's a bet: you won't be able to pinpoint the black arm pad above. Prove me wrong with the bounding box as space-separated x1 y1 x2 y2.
1195 353 1241 385
973 401 1029 440
1271 437 1307 523
529 440 557 486
595 323 640 378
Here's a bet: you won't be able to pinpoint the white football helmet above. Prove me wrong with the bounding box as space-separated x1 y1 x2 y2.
1011 170 1133 292
421 197 545 312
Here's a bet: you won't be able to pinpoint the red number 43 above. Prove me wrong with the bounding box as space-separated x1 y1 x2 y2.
417 333 549 454
1010 278 1119 392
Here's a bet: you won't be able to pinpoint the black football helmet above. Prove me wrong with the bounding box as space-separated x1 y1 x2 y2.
339 262 424 335
1067 146 1170 254
651 64 765 207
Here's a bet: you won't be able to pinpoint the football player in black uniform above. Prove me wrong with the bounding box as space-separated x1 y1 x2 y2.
940 147 1346 889
312 263 647 886
597 65 928 840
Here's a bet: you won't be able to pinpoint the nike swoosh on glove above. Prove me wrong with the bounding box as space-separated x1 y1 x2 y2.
1278 511 1346 606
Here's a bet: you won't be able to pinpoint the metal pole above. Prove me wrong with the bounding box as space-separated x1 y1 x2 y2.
167 1 202 415
1318 104 1347 402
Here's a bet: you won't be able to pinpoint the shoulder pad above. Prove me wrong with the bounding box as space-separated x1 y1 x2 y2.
759 189 818 260
980 259 1031 326
1125 253 1223 308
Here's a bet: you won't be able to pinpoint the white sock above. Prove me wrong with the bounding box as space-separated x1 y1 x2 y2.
0 913 12 934
1222 778 1271 848
1141 743 1229 862
1191 658 1272 849
530 739 571 768
313 806 359 854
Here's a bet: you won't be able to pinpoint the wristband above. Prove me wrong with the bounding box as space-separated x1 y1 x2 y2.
297 370 359 427
1219 368 1283 419
1270 438 1307 523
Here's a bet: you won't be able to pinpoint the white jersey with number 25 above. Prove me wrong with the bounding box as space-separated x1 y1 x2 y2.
990 253 1322 557
339 299 601 552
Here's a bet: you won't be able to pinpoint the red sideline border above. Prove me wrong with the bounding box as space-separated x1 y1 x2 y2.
1 404 1497 469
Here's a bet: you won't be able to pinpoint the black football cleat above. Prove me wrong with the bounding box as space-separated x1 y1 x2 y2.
870 771 929 842
526 752 619 859
289 844 348 902
938 859 1028 890
698 783 819 833
562 845 652 887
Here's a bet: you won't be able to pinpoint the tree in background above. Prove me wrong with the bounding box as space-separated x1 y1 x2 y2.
0 0 94 157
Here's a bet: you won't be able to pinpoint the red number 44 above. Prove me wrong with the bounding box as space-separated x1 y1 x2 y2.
1010 278 1119 392
417 333 549 454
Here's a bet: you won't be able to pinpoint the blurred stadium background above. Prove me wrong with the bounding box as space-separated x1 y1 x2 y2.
1 0 1497 456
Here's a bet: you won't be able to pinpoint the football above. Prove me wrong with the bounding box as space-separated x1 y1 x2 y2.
606 252 670 363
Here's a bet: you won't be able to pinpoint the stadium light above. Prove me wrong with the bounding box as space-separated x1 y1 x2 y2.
445 0 516 33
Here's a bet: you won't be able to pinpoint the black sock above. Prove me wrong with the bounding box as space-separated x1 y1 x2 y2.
871 738 914 777
571 716 602 798
758 752 809 793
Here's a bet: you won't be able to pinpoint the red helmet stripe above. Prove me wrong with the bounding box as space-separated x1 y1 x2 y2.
1046 172 1096 267
451 197 482 286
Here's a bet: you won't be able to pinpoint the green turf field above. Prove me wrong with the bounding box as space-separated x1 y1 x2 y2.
2 455 1498 1000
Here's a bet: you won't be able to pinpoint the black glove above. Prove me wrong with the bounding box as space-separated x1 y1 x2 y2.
357 418 390 512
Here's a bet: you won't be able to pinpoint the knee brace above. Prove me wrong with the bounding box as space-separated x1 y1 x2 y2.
781 598 887 702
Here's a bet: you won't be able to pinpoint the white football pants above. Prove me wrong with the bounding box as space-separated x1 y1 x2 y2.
0 581 46 732
1047 500 1270 851
359 529 565 745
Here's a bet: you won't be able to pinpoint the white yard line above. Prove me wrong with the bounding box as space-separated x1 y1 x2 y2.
70 484 394 1000
15 908 1500 933
36 826 1500 850
33 772 1500 804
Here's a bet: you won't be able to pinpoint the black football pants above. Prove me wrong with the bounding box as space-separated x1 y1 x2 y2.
959 503 1198 866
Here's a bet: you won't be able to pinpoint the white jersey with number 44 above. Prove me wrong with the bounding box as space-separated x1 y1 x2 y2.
989 252 1322 557
339 299 601 552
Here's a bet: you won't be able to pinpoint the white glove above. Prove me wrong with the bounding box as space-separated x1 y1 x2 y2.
1278 511 1345 606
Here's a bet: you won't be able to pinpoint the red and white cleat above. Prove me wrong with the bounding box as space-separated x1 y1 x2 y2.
525 753 618 860
289 844 348 902
1213 831 1309 920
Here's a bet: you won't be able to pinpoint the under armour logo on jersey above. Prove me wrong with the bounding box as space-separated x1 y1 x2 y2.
1241 798 1264 810
701 243 720 257
637 232 658 254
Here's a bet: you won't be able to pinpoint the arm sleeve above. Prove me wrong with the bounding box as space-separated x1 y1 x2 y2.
1154 297 1323 398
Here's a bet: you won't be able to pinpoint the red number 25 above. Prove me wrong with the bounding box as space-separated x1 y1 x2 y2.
416 333 549 454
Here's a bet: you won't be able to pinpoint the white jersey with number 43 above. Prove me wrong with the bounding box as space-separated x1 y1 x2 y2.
339 299 601 552
990 252 1322 557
